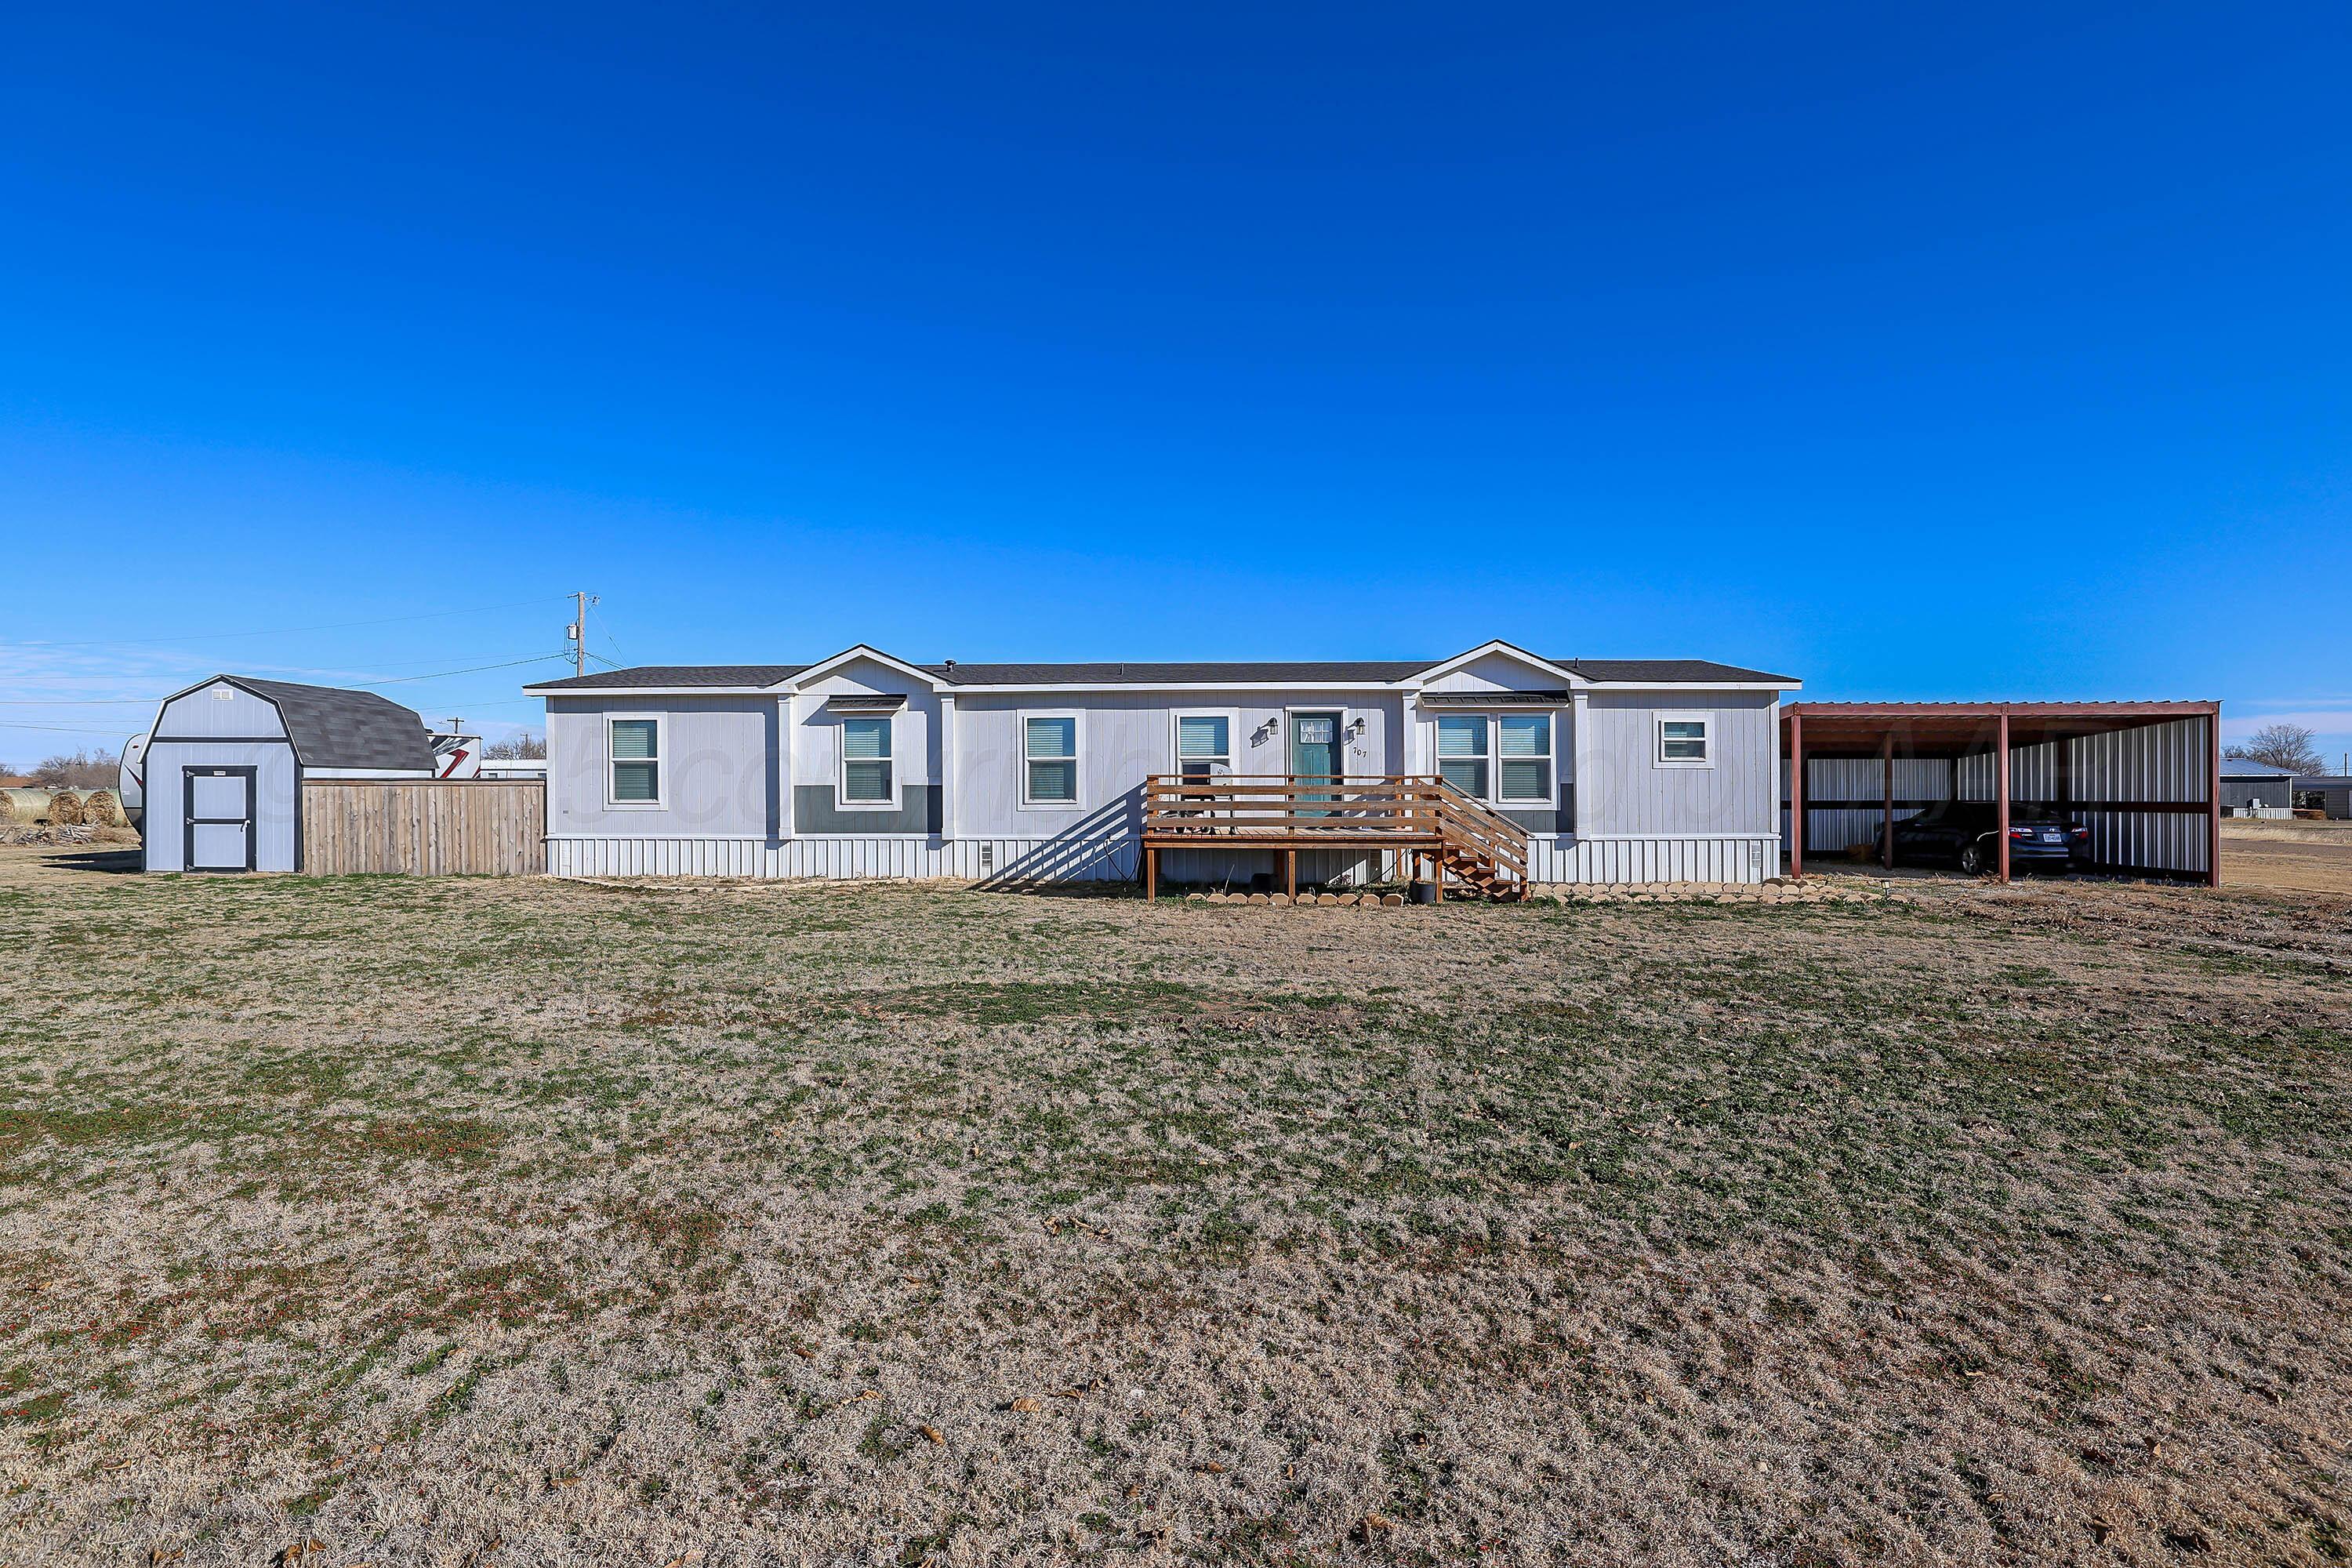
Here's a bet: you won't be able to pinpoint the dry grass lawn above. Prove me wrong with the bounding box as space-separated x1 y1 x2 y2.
2222 822 2352 898
1 846 2348 1566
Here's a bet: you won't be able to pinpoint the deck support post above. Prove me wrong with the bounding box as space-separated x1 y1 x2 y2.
1995 711 2012 884
1788 712 1804 879
1882 730 1895 870
1145 846 1157 902
1284 848 1296 901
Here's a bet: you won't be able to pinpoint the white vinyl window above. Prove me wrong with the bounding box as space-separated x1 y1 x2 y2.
1497 713 1554 803
606 715 664 808
840 715 895 804
1022 712 1080 807
1436 713 1489 798
1174 712 1233 779
1657 714 1713 768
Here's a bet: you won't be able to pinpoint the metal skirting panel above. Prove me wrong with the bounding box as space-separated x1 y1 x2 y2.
546 834 1777 885
545 836 1137 881
1533 836 1775 884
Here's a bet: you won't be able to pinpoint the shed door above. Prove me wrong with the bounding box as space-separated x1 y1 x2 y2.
183 768 256 873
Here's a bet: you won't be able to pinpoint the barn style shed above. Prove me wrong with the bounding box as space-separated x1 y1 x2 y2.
141 676 435 873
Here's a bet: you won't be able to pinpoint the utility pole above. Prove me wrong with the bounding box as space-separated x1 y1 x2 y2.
568 591 597 678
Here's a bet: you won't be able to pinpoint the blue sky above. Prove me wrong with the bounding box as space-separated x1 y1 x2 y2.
4 3 2347 764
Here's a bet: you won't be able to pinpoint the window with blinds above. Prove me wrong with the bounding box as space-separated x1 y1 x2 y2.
1657 716 1711 765
1023 714 1079 804
1175 713 1232 779
1436 714 1488 798
841 716 894 803
608 717 662 804
1498 714 1552 802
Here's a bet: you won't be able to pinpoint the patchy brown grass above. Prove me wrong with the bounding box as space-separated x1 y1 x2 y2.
0 847 2347 1566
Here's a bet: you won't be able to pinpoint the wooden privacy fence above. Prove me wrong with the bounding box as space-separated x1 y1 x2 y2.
300 778 546 876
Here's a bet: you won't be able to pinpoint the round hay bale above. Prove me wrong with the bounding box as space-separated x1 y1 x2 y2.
80 789 124 826
45 790 85 827
1 788 53 824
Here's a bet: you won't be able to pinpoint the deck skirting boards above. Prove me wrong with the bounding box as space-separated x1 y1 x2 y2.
543 833 1783 885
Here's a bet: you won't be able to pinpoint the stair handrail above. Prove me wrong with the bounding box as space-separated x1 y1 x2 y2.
1422 776 1530 880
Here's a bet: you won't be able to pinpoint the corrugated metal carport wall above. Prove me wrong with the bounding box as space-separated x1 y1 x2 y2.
1953 718 2212 877
1783 708 2217 881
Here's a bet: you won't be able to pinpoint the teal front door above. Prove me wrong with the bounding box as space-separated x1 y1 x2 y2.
1291 711 1342 814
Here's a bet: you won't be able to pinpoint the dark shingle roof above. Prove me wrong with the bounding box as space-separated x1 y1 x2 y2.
530 664 810 690
1563 659 1795 684
229 677 437 771
528 655 1795 691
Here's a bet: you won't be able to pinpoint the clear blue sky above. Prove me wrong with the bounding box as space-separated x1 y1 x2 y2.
4 3 2347 763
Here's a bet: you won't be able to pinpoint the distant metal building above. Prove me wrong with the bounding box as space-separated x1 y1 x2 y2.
2218 760 2299 817
2295 775 2352 820
140 676 435 873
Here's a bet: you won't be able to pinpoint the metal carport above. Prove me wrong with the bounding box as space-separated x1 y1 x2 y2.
1781 702 2221 886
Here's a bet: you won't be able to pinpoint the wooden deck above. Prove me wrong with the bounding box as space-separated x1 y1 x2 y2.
1140 774 1528 900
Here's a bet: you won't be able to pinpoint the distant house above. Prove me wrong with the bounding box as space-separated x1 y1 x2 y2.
524 641 1802 888
2219 759 2299 818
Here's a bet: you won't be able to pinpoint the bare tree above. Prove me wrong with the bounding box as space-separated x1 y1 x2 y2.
482 734 547 760
31 748 123 789
2226 722 2322 775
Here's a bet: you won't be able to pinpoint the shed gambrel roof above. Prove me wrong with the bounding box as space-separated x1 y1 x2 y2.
163 676 437 771
528 655 1796 692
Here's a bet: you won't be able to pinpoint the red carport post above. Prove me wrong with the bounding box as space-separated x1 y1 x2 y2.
1995 710 2012 884
1881 729 1895 869
2206 706 2223 887
1788 710 1804 879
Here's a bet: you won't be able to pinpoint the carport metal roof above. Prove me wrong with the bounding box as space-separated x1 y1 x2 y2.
1782 700 2219 758
1780 701 2221 885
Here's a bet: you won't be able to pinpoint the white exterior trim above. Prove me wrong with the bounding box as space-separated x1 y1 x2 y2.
1654 712 1716 770
1279 703 1359 776
603 713 668 809
833 710 902 811
1169 707 1242 775
1409 639 1586 688
789 644 949 691
1015 707 1086 811
938 694 959 838
529 677 1801 697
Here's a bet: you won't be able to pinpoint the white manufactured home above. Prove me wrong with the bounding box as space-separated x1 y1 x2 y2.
524 641 1799 891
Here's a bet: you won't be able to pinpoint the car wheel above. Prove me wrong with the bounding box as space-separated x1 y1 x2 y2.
1957 840 1987 877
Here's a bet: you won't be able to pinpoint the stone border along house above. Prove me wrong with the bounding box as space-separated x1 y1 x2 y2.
524 641 1799 890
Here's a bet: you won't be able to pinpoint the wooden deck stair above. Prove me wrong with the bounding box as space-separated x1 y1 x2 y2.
1140 774 1530 901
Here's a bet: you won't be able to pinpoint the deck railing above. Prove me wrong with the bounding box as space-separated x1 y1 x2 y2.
1140 773 1529 895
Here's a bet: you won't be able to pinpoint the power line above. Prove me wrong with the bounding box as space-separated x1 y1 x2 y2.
0 650 569 703
2 594 572 650
590 601 625 662
346 654 572 686
0 652 570 702
0 720 142 737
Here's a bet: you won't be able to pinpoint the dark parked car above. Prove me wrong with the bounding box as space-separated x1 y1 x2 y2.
1890 802 2090 875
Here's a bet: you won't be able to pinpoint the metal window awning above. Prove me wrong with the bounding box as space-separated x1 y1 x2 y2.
1419 690 1572 706
823 694 908 713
